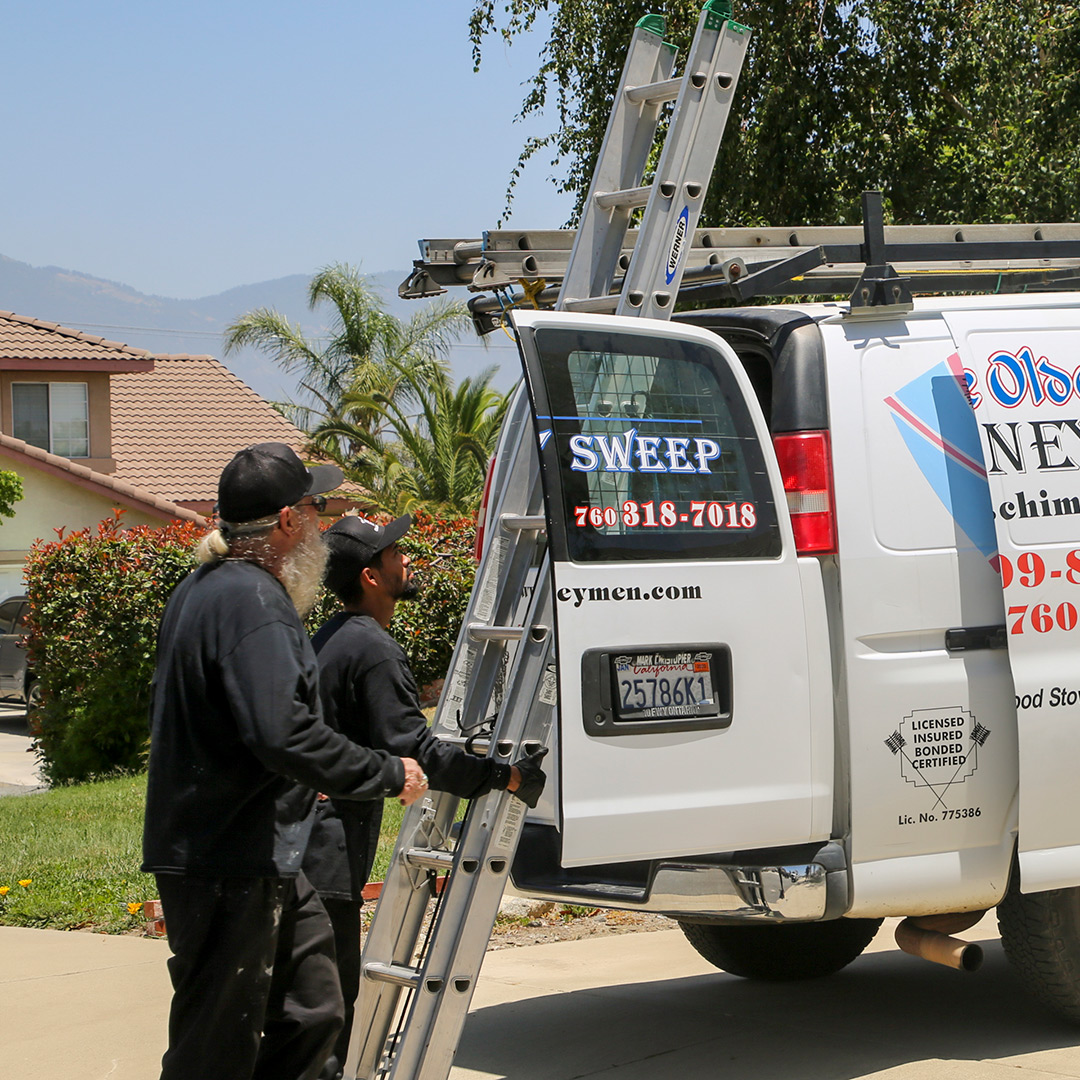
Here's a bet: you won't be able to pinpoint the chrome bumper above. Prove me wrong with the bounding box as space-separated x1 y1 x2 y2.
649 860 828 921
515 858 834 922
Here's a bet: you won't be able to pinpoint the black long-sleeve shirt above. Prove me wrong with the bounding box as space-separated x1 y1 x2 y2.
301 611 510 899
142 561 404 878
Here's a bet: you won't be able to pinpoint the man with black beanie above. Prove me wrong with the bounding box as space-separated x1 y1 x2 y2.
302 513 546 1080
142 443 428 1080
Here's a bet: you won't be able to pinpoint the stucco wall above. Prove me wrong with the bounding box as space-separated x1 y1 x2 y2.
0 453 168 582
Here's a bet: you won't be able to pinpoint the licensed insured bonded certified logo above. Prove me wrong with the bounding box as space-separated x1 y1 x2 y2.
883 707 991 817
665 206 690 284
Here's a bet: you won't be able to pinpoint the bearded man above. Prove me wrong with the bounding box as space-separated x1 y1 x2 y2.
142 443 427 1080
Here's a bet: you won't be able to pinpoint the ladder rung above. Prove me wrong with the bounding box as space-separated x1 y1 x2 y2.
624 76 682 105
500 513 546 532
453 240 484 263
364 961 421 989
561 294 620 314
436 733 487 749
468 623 524 642
404 849 455 872
594 185 651 212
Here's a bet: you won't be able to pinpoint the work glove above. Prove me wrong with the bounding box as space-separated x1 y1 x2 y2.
510 746 548 809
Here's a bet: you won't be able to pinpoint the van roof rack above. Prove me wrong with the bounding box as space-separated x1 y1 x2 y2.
401 190 1080 333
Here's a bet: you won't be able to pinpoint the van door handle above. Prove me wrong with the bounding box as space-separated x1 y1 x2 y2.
945 625 1007 654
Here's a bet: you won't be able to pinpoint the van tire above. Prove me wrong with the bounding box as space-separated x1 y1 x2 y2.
998 883 1080 1022
677 918 883 981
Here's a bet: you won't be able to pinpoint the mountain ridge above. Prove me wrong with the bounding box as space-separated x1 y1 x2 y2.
0 255 512 403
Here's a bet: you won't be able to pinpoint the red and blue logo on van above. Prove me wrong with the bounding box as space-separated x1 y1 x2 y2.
885 353 997 565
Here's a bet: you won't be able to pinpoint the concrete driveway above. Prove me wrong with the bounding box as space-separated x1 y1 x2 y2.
452 914 1080 1080
2 712 1077 1078
0 702 42 793
5 913 1080 1080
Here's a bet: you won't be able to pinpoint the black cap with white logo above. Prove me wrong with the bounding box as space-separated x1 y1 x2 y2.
217 442 342 524
323 514 412 591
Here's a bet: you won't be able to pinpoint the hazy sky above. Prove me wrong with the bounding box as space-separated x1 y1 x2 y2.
2 1 575 300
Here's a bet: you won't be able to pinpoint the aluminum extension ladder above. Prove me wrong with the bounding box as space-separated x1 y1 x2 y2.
350 4 751 1078
347 380 553 1080
559 0 750 319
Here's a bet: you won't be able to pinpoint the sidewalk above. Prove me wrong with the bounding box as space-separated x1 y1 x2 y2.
5 914 1080 1080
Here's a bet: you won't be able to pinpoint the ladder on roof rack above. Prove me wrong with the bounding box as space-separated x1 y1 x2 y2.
351 4 750 1078
404 0 752 328
558 1 750 319
402 191 1080 330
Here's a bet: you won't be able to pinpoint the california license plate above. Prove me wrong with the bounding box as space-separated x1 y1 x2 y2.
612 651 718 721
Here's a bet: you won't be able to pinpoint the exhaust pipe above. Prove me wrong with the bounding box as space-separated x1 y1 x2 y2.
894 916 984 972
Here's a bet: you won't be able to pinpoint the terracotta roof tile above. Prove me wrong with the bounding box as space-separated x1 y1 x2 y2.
110 355 307 503
0 310 153 362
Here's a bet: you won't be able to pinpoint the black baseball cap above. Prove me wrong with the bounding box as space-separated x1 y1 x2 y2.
324 514 412 591
217 442 343 524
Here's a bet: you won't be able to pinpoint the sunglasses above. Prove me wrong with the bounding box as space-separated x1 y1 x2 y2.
297 495 328 513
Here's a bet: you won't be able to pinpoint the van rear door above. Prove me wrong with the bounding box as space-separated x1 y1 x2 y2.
513 310 833 866
946 307 1080 892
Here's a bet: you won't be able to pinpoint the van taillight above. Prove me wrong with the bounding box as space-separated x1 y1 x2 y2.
473 455 497 562
772 431 837 555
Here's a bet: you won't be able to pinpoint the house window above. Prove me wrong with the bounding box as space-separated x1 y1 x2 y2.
12 383 90 458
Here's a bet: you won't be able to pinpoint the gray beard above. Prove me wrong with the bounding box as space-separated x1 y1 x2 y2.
279 525 330 618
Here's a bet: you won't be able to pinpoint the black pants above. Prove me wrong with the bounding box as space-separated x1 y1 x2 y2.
156 872 344 1080
317 897 363 1080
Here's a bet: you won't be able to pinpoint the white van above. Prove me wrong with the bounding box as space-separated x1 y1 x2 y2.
483 293 1080 1013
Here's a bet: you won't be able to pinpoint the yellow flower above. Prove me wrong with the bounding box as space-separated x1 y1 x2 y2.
127 902 142 915
0 886 9 896
18 879 31 888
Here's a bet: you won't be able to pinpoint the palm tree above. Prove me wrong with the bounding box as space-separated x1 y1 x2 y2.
327 362 511 516
223 264 472 471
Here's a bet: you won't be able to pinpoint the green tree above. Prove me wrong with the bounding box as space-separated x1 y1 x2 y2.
223 264 473 470
329 363 511 516
470 1 1080 229
0 471 23 520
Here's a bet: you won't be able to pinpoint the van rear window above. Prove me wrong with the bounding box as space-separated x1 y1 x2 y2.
526 327 780 562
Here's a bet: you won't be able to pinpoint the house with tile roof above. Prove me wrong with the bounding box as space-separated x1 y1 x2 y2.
109 353 306 517
0 310 319 592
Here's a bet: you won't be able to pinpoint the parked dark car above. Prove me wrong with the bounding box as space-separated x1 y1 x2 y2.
0 596 37 708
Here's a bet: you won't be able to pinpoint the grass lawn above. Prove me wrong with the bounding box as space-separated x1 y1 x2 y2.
0 774 149 932
0 774 409 933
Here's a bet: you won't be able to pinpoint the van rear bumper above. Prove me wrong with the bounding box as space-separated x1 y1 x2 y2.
509 827 848 922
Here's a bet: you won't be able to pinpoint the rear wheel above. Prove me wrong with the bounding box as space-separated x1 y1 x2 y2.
678 917 883 981
998 883 1080 1022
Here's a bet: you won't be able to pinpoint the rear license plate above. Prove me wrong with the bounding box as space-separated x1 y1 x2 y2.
612 651 719 721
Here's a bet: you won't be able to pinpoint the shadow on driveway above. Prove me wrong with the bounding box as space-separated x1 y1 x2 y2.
454 939 1080 1080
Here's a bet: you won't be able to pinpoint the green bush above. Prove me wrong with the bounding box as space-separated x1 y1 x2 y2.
28 510 477 784
25 512 204 784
